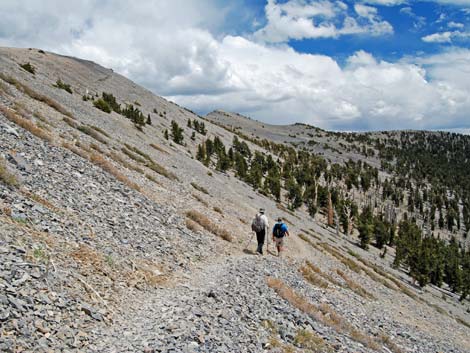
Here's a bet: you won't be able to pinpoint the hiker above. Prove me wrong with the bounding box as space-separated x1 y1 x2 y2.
272 217 289 257
251 208 269 255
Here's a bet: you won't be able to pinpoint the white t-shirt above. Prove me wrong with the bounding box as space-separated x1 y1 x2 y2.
259 214 269 229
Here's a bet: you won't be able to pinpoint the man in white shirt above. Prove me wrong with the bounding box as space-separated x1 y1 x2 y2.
252 208 269 255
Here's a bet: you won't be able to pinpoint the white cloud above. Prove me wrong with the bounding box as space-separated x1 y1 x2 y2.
253 0 393 43
448 21 464 28
422 30 470 42
364 0 470 5
422 31 454 42
362 0 407 5
0 0 469 132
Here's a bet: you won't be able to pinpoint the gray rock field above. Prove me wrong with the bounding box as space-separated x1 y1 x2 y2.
0 47 469 352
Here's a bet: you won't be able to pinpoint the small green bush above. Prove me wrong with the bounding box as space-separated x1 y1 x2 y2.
53 79 72 94
93 98 111 113
20 62 35 74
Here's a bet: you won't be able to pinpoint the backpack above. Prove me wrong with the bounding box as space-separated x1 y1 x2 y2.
273 223 286 238
251 214 265 232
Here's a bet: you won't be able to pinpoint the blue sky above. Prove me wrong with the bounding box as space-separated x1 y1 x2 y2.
0 0 470 132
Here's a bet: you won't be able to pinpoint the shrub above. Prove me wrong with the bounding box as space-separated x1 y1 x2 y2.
53 79 72 94
20 62 35 74
102 92 121 113
213 206 223 215
93 98 111 113
186 210 232 241
0 156 19 187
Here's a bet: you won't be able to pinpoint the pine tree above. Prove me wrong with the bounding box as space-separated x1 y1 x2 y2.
171 120 184 145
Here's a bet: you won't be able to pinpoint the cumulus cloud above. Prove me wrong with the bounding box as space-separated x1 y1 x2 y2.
0 0 469 132
253 0 393 43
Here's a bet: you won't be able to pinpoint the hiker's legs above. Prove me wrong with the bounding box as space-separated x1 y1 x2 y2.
256 230 265 254
275 237 284 256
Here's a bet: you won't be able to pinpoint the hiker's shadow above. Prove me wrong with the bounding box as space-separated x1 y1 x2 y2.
243 249 277 256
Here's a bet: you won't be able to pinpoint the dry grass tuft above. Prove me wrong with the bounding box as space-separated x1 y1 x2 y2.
89 125 110 138
379 333 404 353
62 142 141 192
125 259 167 288
122 146 147 164
0 105 54 143
34 111 56 128
90 143 105 153
150 143 170 155
267 277 382 351
63 116 79 129
193 193 209 207
320 242 399 292
0 74 74 118
335 269 375 299
186 210 232 242
107 151 144 174
77 125 108 145
62 142 90 159
146 161 178 181
121 146 177 181
356 257 415 298
306 261 341 286
456 317 470 329
0 156 19 187
89 153 141 192
191 182 209 195
185 218 201 232
294 329 331 352
298 233 324 252
300 263 329 288
20 189 61 213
